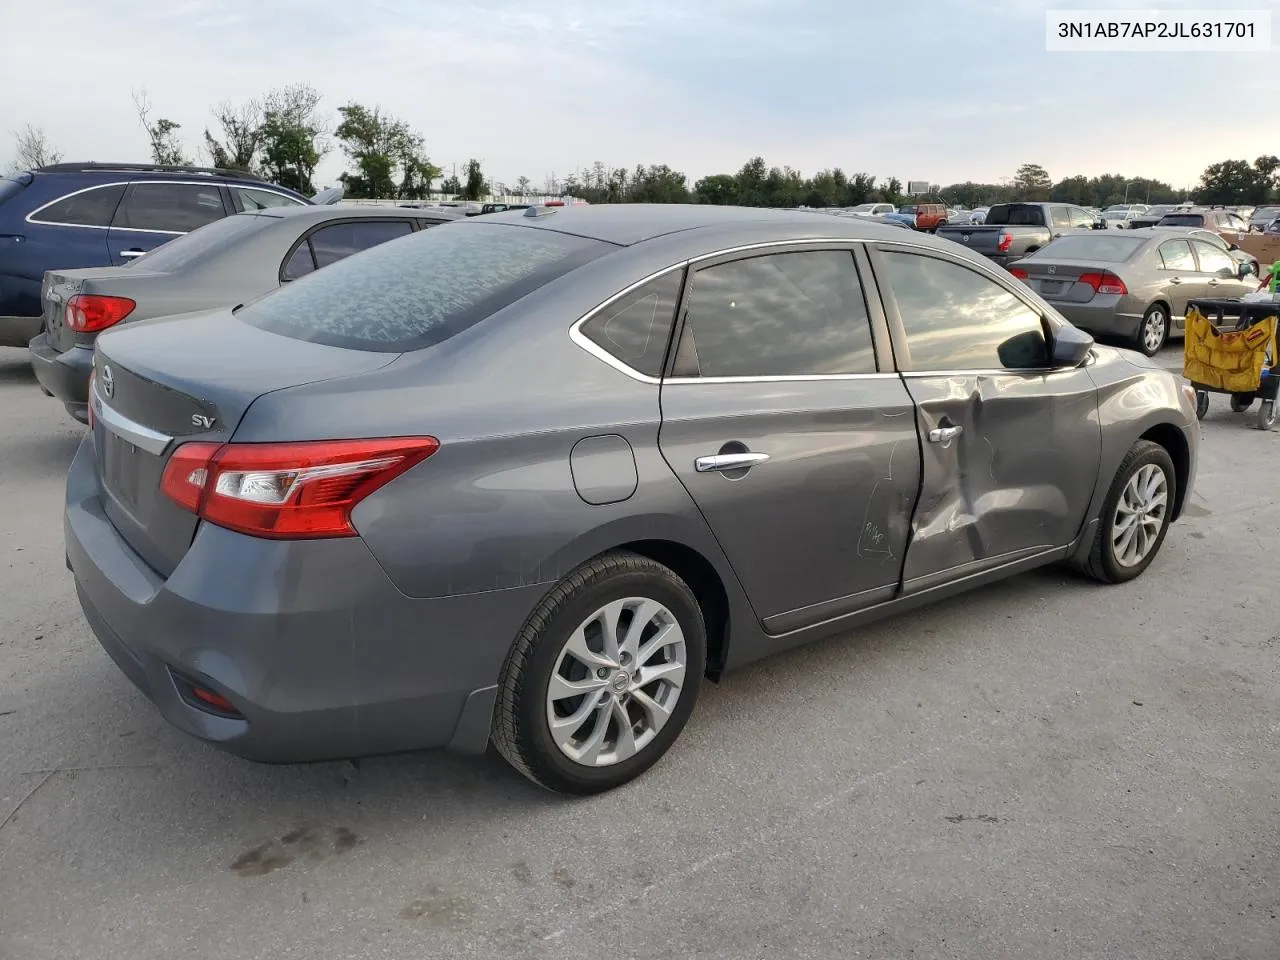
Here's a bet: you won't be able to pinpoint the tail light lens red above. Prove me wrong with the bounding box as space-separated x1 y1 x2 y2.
997 231 1013 253
1078 271 1128 296
1009 267 1029 281
64 294 135 333
159 437 439 539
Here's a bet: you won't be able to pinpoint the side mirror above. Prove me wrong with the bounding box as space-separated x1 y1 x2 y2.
1049 323 1094 367
1239 261 1256 279
1229 242 1240 251
997 329 1050 369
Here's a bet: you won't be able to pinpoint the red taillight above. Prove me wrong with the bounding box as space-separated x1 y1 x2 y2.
191 686 237 713
1010 267 1029 281
1078 271 1128 296
997 231 1013 253
65 294 135 333
160 437 439 539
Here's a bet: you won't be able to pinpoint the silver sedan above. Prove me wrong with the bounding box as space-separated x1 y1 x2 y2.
1009 228 1257 356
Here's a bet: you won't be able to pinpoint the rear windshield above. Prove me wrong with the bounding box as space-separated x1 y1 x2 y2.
0 178 27 207
1158 214 1205 226
984 204 1047 226
1036 234 1145 262
129 213 272 271
236 221 614 352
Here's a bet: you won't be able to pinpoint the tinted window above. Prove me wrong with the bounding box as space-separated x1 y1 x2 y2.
1157 240 1196 271
880 251 1047 370
282 244 316 281
238 222 612 352
1192 240 1235 275
30 184 125 226
128 213 271 271
580 271 683 378
985 204 1047 226
113 183 227 232
1158 214 1205 227
1038 234 1144 261
309 220 414 269
675 250 875 378
233 187 304 211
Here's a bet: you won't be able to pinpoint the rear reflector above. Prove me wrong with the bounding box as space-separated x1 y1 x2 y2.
65 294 135 333
1079 271 1128 296
160 437 439 539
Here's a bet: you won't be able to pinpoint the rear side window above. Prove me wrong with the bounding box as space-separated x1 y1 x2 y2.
238 222 614 352
29 184 125 227
113 183 227 233
233 186 304 211
309 220 414 269
673 250 876 378
1157 240 1195 271
579 270 683 378
128 213 272 271
1159 214 1205 227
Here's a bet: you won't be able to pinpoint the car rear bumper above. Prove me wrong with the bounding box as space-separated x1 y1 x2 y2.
0 314 41 348
1046 301 1144 340
64 433 547 763
30 334 92 423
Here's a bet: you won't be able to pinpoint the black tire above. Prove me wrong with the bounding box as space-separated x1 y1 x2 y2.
1075 440 1176 585
1134 304 1168 357
1230 393 1255 413
492 551 706 794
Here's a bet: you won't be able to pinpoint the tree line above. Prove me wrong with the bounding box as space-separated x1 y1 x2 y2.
6 85 1280 209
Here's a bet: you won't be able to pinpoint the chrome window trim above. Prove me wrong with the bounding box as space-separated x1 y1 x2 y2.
568 262 687 385
91 383 173 456
26 179 300 234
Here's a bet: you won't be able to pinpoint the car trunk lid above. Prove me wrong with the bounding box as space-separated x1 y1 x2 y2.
1013 259 1112 302
43 267 166 353
91 309 400 577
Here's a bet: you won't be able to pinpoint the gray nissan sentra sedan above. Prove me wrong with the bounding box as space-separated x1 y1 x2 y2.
66 204 1200 794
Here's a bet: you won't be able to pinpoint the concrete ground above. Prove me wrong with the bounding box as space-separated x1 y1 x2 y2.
1 343 1277 960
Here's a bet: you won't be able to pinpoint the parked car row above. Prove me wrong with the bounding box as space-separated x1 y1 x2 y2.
4 185 1202 793
0 163 342 348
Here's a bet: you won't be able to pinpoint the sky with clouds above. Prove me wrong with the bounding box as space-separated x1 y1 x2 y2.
2 0 1277 193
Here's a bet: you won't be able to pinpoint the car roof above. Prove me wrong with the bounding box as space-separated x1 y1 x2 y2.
473 203 943 247
251 205 465 224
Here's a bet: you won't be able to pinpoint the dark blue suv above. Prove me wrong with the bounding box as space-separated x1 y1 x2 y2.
0 163 310 347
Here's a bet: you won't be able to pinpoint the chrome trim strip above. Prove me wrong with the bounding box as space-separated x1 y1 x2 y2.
687 236 871 263
665 372 897 384
900 367 1069 378
91 385 173 456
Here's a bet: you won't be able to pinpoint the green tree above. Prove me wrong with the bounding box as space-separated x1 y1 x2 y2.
845 173 877 205
1195 157 1278 205
439 174 461 196
334 103 439 199
693 173 738 205
628 164 690 203
258 84 327 195
132 90 188 166
1012 163 1052 200
203 99 262 171
880 177 903 205
461 158 487 201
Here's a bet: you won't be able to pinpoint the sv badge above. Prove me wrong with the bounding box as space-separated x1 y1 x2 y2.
191 414 216 429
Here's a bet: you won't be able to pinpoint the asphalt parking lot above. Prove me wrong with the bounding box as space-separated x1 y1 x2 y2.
2 343 1278 960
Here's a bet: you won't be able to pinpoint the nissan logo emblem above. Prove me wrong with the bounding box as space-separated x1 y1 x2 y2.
100 365 115 399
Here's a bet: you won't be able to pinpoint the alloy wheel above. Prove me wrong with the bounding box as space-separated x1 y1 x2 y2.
545 597 687 767
1111 463 1169 567
1142 309 1167 354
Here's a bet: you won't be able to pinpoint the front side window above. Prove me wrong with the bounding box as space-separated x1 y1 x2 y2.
113 183 227 233
29 184 126 227
1157 240 1196 271
579 271 683 378
673 250 876 378
238 221 613 352
1050 206 1071 228
879 251 1047 371
1068 207 1096 229
1191 240 1235 276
